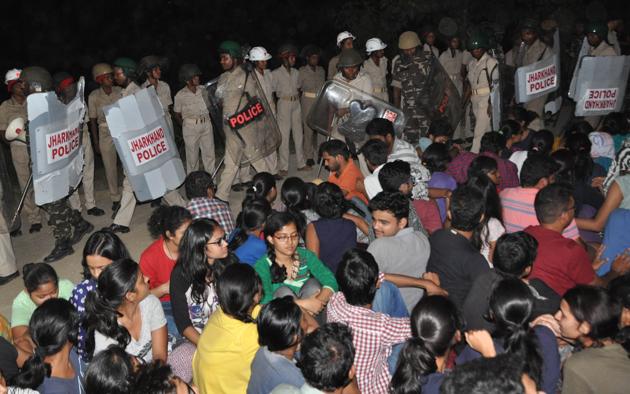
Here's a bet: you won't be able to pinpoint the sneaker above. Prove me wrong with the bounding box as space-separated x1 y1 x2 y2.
71 220 94 245
107 224 130 234
43 241 74 263
29 223 42 233
87 207 105 216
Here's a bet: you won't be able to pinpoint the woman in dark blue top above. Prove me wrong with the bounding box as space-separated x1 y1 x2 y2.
230 198 272 266
390 295 463 394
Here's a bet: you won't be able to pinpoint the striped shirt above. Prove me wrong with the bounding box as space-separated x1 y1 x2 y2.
389 138 431 200
500 187 580 239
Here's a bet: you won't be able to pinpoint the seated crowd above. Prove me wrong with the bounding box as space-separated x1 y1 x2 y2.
2 115 630 394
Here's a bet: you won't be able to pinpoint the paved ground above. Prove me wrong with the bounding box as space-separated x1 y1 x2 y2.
0 153 320 319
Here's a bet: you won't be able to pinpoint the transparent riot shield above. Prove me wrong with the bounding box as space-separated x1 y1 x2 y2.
306 80 406 144
573 56 630 117
27 77 86 206
425 56 464 133
491 64 516 130
514 54 560 104
568 37 590 99
210 64 281 166
0 144 22 234
104 87 186 202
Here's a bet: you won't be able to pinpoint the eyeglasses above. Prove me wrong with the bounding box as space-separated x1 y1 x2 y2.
274 233 300 243
206 235 227 246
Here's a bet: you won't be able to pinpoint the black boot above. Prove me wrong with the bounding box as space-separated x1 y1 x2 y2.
43 240 74 263
71 219 94 245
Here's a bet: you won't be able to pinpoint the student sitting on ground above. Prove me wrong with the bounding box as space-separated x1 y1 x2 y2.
185 170 235 233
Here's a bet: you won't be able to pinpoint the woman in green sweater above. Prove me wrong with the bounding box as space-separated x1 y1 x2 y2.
255 212 338 316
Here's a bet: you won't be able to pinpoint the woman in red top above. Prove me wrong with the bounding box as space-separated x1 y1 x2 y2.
139 206 192 337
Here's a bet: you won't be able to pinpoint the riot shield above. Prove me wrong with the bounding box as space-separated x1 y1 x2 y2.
306 80 406 143
104 87 186 202
27 77 86 206
204 77 226 146
514 54 560 104
568 37 590 99
211 64 281 166
425 57 464 133
0 144 22 234
572 56 630 117
491 64 516 130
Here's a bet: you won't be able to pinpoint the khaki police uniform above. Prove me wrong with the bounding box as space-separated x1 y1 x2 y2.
142 80 173 130
215 66 270 201
516 39 552 130
0 97 42 226
298 64 325 162
363 57 389 102
113 81 186 227
467 52 498 153
175 85 215 174
68 111 97 211
255 68 278 175
272 65 306 172
88 86 123 201
0 213 16 277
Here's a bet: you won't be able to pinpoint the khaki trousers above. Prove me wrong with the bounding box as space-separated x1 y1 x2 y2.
183 118 215 174
471 94 491 153
277 99 305 171
98 125 121 202
10 143 41 225
301 96 320 162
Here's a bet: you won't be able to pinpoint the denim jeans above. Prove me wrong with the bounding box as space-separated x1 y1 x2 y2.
161 301 181 340
371 280 409 373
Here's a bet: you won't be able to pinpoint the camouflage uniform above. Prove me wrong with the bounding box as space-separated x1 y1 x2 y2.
391 50 433 145
42 197 85 242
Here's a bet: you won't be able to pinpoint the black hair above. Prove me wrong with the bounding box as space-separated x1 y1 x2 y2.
365 117 395 138
131 361 178 394
608 274 630 355
528 129 554 156
368 191 409 221
421 143 451 173
449 186 485 232
245 172 276 201
488 279 543 388
319 139 350 160
562 119 594 142
12 299 79 389
493 232 538 277
84 258 140 360
21 263 58 294
499 119 524 140
550 149 576 186
601 112 629 136
336 248 379 306
297 323 355 392
147 205 192 239
390 296 462 394
480 132 507 155
257 296 304 351
564 285 623 346
216 263 262 323
565 132 594 182
509 106 538 128
229 198 272 251
466 175 502 251
520 155 560 187
184 170 215 199
440 353 526 394
313 182 345 219
263 212 300 283
280 177 308 234
534 183 573 224
84 345 134 394
360 139 389 167
467 156 498 181
81 230 130 280
378 160 411 192
428 118 453 138
176 218 232 304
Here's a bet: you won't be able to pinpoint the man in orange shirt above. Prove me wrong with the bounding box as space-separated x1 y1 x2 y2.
319 139 367 204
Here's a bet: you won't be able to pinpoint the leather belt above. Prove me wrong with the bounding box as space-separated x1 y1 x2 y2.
471 87 491 96
279 95 299 101
303 92 317 99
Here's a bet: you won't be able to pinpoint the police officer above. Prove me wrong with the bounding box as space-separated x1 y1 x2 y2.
273 44 309 176
0 68 43 234
214 40 271 201
174 64 215 174
363 38 389 102
53 72 104 217
139 56 173 130
516 19 552 130
249 46 279 177
586 21 617 56
298 45 325 166
465 32 498 154
328 31 356 80
113 57 141 96
391 31 433 145
88 63 122 214
21 66 94 262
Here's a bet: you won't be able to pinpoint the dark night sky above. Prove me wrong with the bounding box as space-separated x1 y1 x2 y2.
1 0 627 98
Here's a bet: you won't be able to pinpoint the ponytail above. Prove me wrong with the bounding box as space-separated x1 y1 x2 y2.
390 337 437 394
11 353 49 389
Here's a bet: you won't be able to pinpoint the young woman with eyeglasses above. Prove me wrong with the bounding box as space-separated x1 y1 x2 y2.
254 212 338 316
